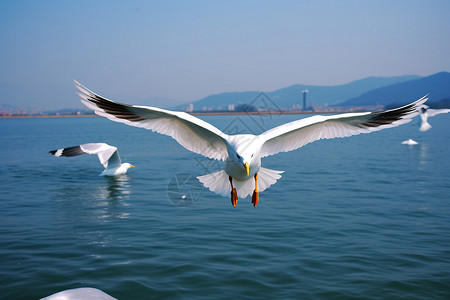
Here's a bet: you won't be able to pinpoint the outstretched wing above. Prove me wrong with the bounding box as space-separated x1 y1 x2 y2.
76 80 229 161
80 143 121 168
50 143 120 168
260 96 427 157
426 108 450 117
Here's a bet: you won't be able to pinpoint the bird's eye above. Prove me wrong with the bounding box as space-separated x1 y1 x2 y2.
236 154 241 159
251 154 254 158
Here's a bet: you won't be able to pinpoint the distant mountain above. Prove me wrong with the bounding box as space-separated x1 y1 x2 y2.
426 98 450 109
176 75 421 110
267 75 421 108
339 72 450 107
132 97 185 109
176 91 260 110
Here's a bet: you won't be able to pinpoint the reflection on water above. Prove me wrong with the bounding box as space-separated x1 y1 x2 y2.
98 175 132 201
402 141 429 167
52 175 132 221
418 143 428 165
95 175 132 219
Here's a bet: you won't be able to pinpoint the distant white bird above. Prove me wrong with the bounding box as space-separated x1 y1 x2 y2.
40 287 117 300
402 139 419 145
49 143 135 176
419 105 450 132
76 80 426 207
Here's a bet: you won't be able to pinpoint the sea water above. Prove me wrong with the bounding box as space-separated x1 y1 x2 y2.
0 113 449 299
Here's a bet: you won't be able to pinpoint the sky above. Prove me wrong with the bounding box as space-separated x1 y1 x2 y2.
1 0 450 110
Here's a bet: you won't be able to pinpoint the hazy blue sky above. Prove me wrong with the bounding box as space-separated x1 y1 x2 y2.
1 0 449 109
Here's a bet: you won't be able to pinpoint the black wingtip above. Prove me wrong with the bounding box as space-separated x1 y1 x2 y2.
361 96 427 128
48 145 85 157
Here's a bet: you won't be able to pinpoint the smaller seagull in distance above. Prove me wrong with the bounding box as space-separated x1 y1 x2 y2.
49 143 135 176
401 139 419 145
419 105 450 132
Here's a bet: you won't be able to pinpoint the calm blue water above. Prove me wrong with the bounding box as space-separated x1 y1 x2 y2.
0 113 449 299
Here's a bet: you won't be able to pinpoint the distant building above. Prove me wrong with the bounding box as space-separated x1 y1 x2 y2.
228 104 235 111
302 89 309 111
185 103 194 112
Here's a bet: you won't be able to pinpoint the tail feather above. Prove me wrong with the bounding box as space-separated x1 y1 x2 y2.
419 121 431 132
197 169 230 197
258 167 284 192
197 167 284 199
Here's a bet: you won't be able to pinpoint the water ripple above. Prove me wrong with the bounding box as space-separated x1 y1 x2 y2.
1 117 449 299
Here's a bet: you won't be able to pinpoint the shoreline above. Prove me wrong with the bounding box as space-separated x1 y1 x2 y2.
0 110 356 119
0 114 98 119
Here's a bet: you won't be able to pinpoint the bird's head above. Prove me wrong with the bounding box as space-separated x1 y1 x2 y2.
228 135 261 176
419 105 429 114
123 163 135 170
234 152 251 175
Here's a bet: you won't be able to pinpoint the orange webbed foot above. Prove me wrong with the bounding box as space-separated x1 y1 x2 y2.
229 176 238 207
231 188 238 207
251 190 259 207
251 173 259 207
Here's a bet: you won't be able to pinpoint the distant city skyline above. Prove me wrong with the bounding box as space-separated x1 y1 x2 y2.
1 0 450 110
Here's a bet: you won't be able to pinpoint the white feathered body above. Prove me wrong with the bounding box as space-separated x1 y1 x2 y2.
100 162 134 176
41 287 117 300
197 134 284 198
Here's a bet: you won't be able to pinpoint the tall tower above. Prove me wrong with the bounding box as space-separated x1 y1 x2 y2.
302 89 309 111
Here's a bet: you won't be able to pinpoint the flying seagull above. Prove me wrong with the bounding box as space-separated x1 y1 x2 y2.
75 80 426 207
49 142 135 176
419 104 450 132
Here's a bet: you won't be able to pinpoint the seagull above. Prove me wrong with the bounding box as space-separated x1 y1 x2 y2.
49 142 135 176
402 139 419 145
75 80 426 207
419 104 450 132
40 287 117 300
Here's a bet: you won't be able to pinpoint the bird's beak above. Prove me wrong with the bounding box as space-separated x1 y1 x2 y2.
244 162 249 176
130 165 135 168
